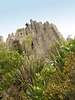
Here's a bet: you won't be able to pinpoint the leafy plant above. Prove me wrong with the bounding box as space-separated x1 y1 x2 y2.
44 52 75 100
16 28 24 32
0 48 24 95
49 38 75 70
9 53 56 100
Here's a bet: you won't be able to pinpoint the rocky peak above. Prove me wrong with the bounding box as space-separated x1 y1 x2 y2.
6 20 65 56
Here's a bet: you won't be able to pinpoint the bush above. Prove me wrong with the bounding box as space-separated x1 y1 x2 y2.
44 52 75 100
0 48 24 95
16 28 24 32
8 53 56 100
49 38 75 70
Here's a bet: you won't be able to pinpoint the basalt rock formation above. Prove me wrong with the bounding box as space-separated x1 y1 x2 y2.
6 20 64 56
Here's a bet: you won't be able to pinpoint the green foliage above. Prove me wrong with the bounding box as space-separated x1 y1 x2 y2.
16 28 24 32
49 38 75 70
0 37 75 100
11 40 23 54
22 34 35 56
13 54 56 100
44 52 75 100
0 42 9 50
69 37 75 52
0 48 24 94
0 48 23 73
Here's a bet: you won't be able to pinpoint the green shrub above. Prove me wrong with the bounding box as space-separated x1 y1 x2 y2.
0 42 9 50
10 54 56 100
0 48 24 95
49 38 75 70
44 52 75 100
16 28 24 32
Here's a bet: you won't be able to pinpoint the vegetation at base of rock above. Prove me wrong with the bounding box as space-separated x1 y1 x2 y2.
0 36 75 100
22 34 34 57
44 52 75 100
0 48 24 95
11 40 23 54
0 42 9 50
49 38 75 70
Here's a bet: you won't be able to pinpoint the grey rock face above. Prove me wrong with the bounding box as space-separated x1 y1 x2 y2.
6 20 65 56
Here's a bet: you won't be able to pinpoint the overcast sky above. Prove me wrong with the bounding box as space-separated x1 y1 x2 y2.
0 0 75 41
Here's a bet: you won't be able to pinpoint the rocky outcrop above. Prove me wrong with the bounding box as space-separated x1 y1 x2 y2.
0 36 3 42
6 20 64 56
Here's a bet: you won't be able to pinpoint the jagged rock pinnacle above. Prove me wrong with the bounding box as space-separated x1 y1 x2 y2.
6 20 65 56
